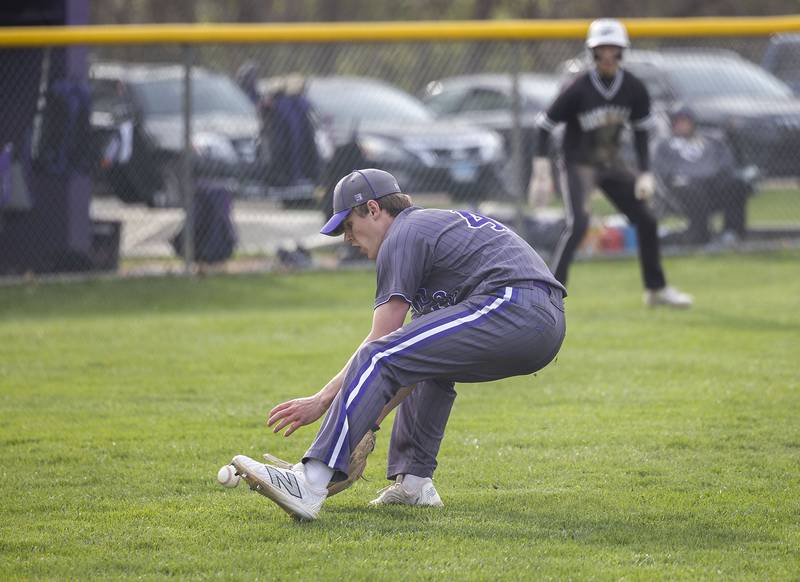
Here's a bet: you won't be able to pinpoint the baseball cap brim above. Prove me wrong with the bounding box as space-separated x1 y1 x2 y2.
320 208 351 236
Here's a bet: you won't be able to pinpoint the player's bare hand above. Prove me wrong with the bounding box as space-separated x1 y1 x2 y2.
528 157 554 208
267 395 327 437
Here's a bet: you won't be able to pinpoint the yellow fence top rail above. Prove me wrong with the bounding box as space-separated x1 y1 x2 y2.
0 16 799 46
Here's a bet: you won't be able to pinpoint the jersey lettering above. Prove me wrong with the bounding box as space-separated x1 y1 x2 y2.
450 210 507 232
412 287 459 314
578 105 631 131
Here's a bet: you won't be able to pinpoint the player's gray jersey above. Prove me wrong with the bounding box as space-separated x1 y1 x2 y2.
375 207 566 315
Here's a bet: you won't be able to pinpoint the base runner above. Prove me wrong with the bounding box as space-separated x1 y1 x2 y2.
529 18 692 308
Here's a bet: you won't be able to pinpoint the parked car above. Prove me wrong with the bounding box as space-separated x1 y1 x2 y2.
420 73 561 187
558 49 800 177
268 75 507 201
90 62 264 207
762 34 800 94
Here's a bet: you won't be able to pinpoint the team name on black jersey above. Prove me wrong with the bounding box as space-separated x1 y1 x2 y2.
538 68 653 166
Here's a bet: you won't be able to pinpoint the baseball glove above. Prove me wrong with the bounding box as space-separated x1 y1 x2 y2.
263 426 378 497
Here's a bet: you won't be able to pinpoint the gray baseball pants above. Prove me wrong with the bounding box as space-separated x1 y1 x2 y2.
552 162 666 290
304 284 566 482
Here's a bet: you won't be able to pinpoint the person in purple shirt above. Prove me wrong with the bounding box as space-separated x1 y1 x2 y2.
229 169 566 521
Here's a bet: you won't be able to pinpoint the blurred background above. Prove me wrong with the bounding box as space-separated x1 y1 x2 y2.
1 1 799 278
90 1 800 24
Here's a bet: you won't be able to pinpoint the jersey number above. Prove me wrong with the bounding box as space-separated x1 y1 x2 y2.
450 210 507 232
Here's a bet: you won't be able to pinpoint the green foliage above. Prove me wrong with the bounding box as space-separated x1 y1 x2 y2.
1 255 798 580
92 0 800 25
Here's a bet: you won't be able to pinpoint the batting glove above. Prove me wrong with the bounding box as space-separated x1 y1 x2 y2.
635 171 655 201
528 157 555 208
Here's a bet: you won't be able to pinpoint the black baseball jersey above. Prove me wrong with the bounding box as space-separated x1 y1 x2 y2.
538 68 653 167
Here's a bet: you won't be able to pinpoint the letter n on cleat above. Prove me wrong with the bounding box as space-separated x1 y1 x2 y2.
266 466 302 498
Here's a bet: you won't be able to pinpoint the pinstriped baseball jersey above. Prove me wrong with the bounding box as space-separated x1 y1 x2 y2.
374 206 565 316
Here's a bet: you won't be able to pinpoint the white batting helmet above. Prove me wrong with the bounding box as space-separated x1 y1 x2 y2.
586 18 630 49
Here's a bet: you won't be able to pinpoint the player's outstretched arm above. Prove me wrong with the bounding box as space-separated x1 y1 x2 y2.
267 396 330 436
267 297 411 436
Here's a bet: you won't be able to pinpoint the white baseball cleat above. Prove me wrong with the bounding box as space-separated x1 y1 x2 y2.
369 476 444 507
644 286 693 309
231 455 327 521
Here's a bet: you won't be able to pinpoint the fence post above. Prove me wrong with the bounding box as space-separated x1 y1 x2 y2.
182 44 195 271
509 41 525 235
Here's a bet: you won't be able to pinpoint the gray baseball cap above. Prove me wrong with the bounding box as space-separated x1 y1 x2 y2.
320 168 402 236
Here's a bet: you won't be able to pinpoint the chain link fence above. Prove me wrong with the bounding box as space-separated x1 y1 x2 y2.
1 21 800 278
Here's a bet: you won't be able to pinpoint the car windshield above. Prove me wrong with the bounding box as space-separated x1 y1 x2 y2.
132 74 256 116
425 88 467 115
665 59 793 99
308 80 433 123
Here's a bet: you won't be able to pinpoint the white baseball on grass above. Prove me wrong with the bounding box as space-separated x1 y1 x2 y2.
217 464 240 488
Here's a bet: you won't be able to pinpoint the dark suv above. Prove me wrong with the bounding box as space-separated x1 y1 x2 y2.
90 62 261 207
560 49 800 177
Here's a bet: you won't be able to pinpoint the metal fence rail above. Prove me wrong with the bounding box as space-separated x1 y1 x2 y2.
1 18 799 277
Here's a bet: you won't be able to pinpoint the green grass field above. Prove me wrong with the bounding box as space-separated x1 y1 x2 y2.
590 187 800 227
1 251 798 581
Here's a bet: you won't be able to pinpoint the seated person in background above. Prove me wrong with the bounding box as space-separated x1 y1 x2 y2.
653 104 757 245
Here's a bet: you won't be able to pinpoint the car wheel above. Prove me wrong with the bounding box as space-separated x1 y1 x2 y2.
109 170 141 204
450 169 507 203
150 163 183 208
